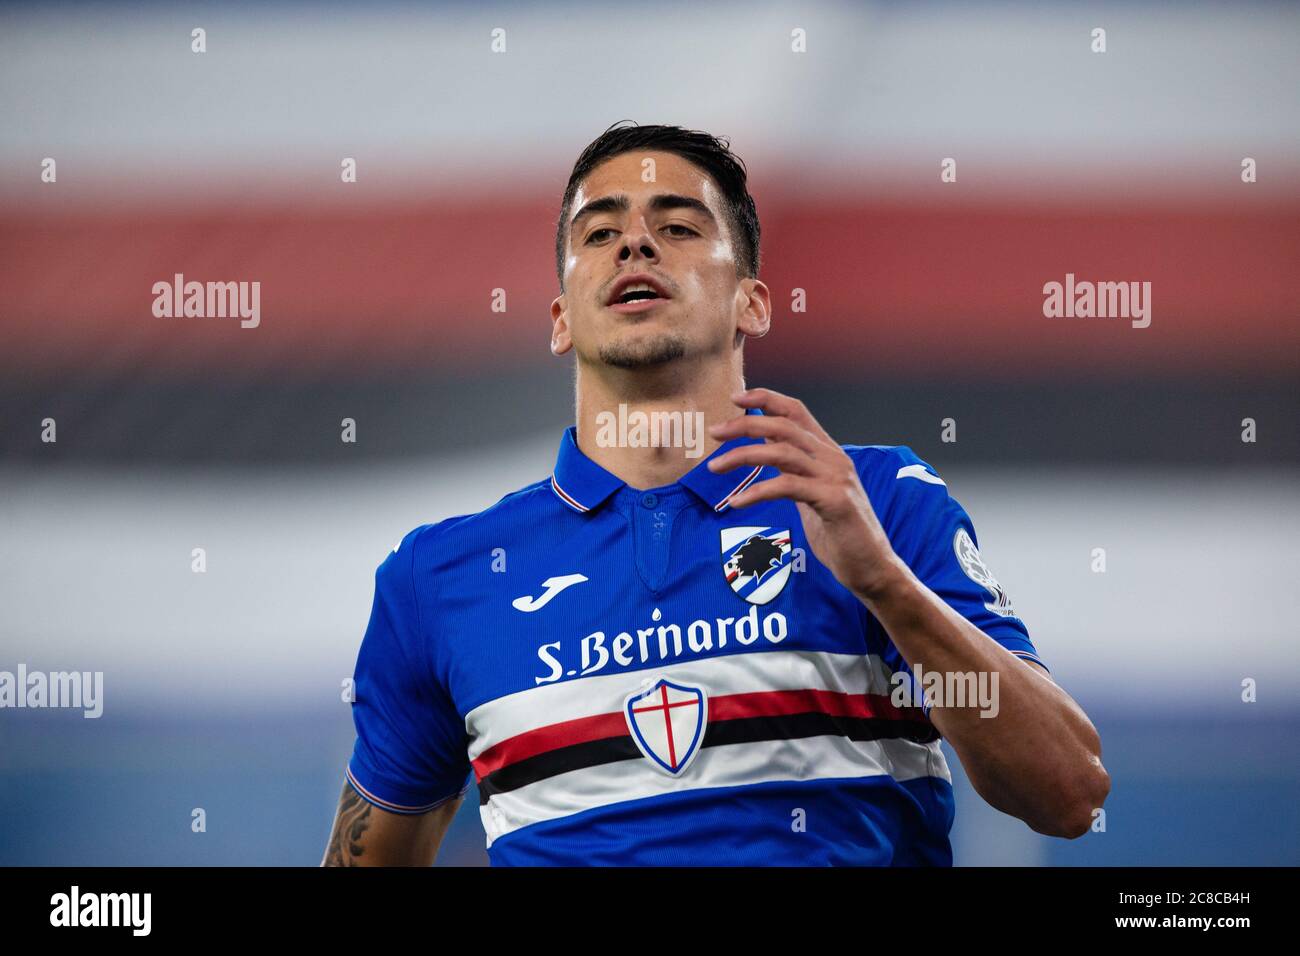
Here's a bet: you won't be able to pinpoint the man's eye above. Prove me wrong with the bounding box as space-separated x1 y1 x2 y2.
586 228 616 244
664 224 698 237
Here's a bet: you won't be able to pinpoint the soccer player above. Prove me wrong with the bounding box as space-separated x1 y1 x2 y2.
321 122 1110 866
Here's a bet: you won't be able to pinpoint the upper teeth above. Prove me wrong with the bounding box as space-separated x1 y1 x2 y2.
621 283 656 297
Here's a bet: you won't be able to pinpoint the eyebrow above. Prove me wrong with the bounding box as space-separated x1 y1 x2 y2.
569 192 718 230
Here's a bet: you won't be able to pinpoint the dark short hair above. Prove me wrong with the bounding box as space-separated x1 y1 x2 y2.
555 121 761 288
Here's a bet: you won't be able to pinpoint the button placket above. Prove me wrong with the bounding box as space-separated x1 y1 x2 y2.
633 493 679 593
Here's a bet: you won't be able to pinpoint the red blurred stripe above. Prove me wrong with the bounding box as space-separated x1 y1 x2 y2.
3 194 1295 377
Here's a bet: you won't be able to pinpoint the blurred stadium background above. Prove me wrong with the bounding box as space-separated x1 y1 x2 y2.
1 0 1297 865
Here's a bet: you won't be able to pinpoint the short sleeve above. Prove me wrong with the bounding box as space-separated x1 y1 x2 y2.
875 447 1049 676
345 528 473 814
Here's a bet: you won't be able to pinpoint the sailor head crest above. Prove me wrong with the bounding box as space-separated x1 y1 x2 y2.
721 526 793 605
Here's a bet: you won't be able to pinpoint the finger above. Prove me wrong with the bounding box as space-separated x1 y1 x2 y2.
725 473 821 510
732 387 834 443
707 442 820 478
709 412 825 457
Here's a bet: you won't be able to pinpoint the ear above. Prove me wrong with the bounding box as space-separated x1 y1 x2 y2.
550 294 573 356
735 278 772 341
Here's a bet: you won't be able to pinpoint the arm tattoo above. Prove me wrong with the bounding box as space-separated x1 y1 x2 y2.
323 781 373 866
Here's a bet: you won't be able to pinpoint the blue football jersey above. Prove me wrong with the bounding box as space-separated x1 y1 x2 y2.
345 408 1046 865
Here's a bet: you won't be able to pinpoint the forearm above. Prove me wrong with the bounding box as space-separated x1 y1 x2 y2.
855 555 1110 837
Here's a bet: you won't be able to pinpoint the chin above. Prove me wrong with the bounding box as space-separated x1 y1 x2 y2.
596 332 689 369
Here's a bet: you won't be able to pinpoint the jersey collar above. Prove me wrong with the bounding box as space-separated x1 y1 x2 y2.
550 407 770 514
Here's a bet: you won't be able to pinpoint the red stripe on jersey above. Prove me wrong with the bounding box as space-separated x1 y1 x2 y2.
470 687 926 779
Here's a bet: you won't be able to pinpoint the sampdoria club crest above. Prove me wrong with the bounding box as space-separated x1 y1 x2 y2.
721 526 793 605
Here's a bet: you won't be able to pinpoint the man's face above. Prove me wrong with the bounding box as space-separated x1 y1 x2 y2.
551 150 768 370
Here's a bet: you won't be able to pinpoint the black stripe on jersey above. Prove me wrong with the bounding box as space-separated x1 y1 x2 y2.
478 712 939 804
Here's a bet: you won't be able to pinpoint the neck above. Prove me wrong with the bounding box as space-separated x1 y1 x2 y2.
574 354 746 491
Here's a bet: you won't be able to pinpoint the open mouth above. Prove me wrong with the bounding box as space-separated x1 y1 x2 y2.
606 274 671 309
614 284 664 305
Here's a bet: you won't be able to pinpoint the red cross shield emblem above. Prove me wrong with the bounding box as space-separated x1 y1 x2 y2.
624 677 708 776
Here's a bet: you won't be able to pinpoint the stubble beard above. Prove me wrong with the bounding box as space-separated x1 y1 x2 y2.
597 330 689 369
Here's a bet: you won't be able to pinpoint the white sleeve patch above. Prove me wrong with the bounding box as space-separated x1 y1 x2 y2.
896 463 946 486
953 528 1018 618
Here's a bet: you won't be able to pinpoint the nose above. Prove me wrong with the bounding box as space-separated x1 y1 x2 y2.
615 214 660 266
